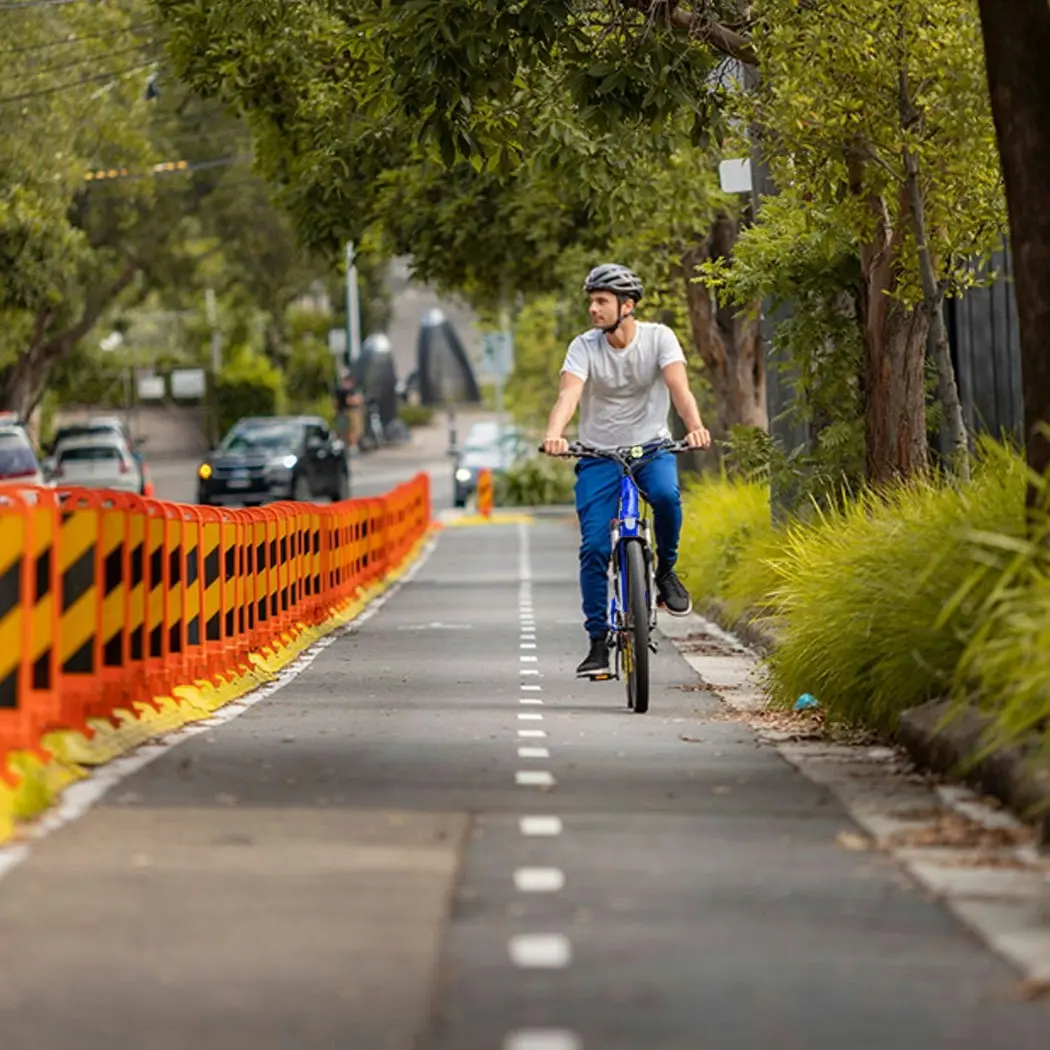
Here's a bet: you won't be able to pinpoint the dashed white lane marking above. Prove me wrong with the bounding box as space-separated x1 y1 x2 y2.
520 816 563 836
514 867 564 892
520 643 537 650
521 685 542 691
518 713 543 721
508 934 571 968
521 669 540 676
504 1031 581 1050
520 655 539 663
518 729 547 739
518 747 551 759
516 771 555 787
520 698 544 705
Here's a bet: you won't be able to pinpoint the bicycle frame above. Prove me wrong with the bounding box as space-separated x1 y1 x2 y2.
605 456 658 652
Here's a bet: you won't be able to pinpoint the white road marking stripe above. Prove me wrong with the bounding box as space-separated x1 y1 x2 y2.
518 713 543 721
508 934 571 968
521 685 542 691
517 747 551 759
519 816 562 836
514 866 564 891
520 698 544 705
521 669 540 676
521 655 538 663
515 771 555 787
517 729 547 738
520 643 537 649
504 1031 581 1050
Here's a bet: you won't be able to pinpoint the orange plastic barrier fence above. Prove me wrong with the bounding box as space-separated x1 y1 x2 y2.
476 468 494 519
0 474 430 769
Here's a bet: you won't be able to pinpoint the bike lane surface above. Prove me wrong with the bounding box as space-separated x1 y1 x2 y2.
0 520 1046 1049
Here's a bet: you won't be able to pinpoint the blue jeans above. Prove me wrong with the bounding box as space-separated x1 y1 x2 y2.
574 451 682 640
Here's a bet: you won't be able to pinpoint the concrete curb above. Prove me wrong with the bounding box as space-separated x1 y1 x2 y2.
699 599 1050 847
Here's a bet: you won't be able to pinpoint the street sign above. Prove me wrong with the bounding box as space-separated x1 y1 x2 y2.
137 375 165 401
171 368 206 400
328 328 347 356
718 157 753 195
481 330 514 378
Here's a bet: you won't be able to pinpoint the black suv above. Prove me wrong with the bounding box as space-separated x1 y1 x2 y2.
197 416 350 506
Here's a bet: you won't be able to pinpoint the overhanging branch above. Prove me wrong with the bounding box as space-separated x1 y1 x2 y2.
618 1 758 66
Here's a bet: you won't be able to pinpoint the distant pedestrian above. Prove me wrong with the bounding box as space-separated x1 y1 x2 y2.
334 373 364 448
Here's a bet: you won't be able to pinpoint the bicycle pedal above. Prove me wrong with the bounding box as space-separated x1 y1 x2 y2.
589 672 614 682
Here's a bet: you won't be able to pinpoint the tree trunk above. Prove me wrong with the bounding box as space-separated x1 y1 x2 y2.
855 189 929 484
0 260 138 418
679 211 767 437
976 0 1050 514
898 64 970 480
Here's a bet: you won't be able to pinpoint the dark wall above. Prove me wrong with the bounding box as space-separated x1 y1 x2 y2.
945 249 1024 443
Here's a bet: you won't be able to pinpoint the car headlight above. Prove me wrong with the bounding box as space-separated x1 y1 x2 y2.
267 454 298 477
198 463 212 480
455 467 473 483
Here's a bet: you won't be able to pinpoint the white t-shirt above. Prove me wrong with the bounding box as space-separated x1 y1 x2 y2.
561 322 687 449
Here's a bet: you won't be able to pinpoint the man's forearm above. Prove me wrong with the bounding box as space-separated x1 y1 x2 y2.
545 392 578 437
672 389 704 433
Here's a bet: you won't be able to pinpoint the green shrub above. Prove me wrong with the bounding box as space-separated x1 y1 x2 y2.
214 353 287 438
950 485 1050 756
498 454 575 507
764 442 1027 730
285 335 334 408
398 403 435 427
676 473 773 610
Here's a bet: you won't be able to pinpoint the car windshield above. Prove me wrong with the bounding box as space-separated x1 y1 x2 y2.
59 445 123 462
463 425 519 453
57 425 119 442
0 436 37 476
221 423 302 453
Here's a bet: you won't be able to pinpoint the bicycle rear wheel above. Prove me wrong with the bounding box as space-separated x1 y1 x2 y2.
622 539 650 714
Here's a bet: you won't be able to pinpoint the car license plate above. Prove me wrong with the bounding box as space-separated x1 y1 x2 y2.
228 474 250 489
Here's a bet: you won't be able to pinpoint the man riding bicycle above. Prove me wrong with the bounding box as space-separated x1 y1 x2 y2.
542 263 712 678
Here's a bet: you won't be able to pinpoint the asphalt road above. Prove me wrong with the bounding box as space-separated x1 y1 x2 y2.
0 521 1047 1049
148 420 463 512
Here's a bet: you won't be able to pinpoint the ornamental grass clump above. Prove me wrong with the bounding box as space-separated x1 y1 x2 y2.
950 487 1050 757
677 474 773 610
764 441 1027 731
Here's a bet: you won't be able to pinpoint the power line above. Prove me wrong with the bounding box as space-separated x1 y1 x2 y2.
0 19 154 56
0 0 102 10
0 39 161 85
0 58 157 105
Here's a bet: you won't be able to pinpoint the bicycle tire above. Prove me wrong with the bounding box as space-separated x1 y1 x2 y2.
623 539 650 714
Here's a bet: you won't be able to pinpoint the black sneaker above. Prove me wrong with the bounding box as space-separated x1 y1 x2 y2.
576 637 610 678
657 569 692 616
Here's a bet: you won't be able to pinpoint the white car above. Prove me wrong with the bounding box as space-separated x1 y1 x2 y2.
51 434 143 493
0 425 47 487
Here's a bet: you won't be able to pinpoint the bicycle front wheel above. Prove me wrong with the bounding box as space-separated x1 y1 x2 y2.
622 539 650 714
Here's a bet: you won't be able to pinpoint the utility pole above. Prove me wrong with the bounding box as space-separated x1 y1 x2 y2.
345 241 361 371
205 287 222 446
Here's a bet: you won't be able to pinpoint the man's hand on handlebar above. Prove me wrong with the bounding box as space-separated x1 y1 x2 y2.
684 425 712 450
542 435 569 456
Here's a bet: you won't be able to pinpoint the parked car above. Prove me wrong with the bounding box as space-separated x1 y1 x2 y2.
197 416 350 506
452 421 526 507
50 434 143 493
0 424 47 488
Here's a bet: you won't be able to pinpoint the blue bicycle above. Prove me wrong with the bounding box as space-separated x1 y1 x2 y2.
549 438 691 714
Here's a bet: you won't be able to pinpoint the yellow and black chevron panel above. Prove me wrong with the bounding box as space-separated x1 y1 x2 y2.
59 497 100 682
100 500 127 672
0 501 28 718
266 514 280 624
147 509 166 663
253 516 268 631
276 511 290 618
310 510 323 612
220 514 238 648
165 509 184 661
28 493 58 700
201 513 222 650
182 508 202 658
127 500 146 667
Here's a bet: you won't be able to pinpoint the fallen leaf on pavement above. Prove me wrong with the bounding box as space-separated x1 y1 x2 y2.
836 830 872 851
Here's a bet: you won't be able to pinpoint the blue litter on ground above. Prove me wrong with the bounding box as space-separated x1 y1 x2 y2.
794 693 820 712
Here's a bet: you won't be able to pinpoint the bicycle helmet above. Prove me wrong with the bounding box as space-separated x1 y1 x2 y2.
583 263 644 303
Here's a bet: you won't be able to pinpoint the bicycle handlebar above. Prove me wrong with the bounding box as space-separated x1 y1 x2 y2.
537 438 695 460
